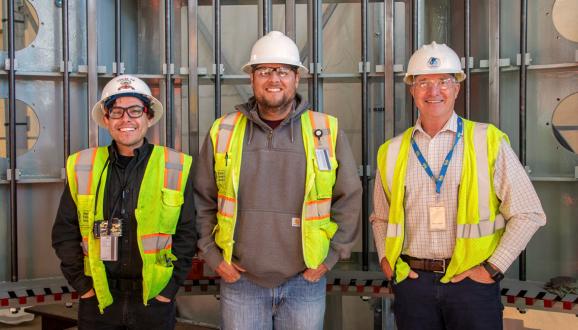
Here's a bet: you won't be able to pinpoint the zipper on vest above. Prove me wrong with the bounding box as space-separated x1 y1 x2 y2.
268 130 273 149
225 152 229 166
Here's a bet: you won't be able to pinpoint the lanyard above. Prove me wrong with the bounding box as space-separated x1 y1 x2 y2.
411 116 463 194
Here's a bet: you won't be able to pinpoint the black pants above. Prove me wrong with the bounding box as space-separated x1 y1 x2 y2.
77 288 176 330
392 270 503 330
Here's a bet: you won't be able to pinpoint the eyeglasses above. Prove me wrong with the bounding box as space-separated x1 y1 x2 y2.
107 105 147 119
412 78 456 90
253 66 296 79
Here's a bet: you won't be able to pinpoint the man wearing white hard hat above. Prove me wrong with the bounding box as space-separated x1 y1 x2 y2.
52 75 196 329
195 31 361 329
371 42 546 329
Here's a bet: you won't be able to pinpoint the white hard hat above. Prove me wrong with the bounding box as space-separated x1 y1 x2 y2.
404 41 466 85
91 74 164 128
241 31 308 74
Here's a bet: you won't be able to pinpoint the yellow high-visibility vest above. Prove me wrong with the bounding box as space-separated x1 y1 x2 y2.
66 146 192 312
209 110 339 268
376 118 508 283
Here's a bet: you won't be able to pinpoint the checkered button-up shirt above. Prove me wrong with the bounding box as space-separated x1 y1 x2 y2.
370 113 546 272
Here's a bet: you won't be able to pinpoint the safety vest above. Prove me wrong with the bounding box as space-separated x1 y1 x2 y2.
66 146 192 313
209 110 339 269
376 118 509 283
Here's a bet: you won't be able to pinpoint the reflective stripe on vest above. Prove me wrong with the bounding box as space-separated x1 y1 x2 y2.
141 233 172 254
210 110 339 268
67 146 191 313
377 118 508 283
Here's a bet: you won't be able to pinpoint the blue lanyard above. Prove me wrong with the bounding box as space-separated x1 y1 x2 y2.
410 116 463 194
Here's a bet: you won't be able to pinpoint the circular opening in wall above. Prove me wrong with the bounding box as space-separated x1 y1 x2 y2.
552 92 578 154
0 99 40 158
552 0 578 43
0 0 39 51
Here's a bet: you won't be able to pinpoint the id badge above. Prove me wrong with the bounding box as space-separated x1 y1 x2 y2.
429 205 447 231
315 148 332 171
100 235 119 261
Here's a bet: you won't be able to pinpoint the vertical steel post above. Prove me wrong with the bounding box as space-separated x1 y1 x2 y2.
307 0 320 111
262 0 272 35
115 0 121 76
165 0 174 148
488 0 500 126
188 0 199 156
411 0 419 123
63 0 71 158
87 0 98 147
214 0 221 119
518 0 528 281
285 0 296 41
464 0 471 119
7 0 19 282
361 0 370 271
384 0 394 137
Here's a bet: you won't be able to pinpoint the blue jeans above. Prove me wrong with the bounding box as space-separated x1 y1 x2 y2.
392 270 503 330
220 274 326 330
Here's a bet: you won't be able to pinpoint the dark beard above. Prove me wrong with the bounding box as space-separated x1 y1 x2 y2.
254 93 295 115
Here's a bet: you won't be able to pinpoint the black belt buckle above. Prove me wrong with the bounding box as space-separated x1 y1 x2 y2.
432 258 446 273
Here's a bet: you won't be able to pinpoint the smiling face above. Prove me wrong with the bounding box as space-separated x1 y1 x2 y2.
250 63 300 120
410 73 460 125
103 96 152 156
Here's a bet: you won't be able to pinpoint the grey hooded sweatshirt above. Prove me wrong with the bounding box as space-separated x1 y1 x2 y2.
194 94 362 288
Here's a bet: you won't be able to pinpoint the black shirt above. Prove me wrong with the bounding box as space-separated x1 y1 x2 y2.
52 140 197 299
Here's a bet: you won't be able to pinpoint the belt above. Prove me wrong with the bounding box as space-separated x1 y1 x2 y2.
108 278 142 292
401 255 451 274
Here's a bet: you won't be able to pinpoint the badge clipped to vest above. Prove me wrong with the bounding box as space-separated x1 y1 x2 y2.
313 128 332 171
93 218 123 261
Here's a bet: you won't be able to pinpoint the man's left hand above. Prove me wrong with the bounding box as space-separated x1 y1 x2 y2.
303 264 328 283
450 265 495 284
154 295 171 303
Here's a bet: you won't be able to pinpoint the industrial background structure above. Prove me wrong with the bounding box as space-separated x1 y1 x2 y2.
0 0 577 329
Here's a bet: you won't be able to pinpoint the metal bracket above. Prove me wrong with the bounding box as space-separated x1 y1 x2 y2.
4 58 18 70
78 65 105 73
516 53 532 66
309 63 323 74
524 165 532 175
179 67 189 75
59 61 73 73
112 62 126 74
162 63 175 75
6 169 22 181
358 61 371 73
358 165 372 177
61 168 67 180
461 57 475 68
211 64 224 75
479 58 511 68
197 67 208 75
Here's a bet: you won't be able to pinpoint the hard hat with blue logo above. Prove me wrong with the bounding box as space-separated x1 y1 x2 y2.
404 41 466 84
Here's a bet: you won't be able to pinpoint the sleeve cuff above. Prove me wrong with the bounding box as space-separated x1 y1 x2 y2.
322 249 340 270
200 247 224 272
159 279 180 300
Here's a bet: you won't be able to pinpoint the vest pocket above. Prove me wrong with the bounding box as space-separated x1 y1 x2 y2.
304 219 338 267
76 194 96 232
159 188 184 234
214 214 234 254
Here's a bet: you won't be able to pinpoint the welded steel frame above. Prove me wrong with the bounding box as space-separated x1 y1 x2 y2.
165 0 174 148
188 0 200 156
7 0 19 282
488 0 500 126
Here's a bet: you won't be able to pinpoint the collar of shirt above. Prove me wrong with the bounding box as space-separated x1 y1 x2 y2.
413 111 459 139
109 138 151 168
